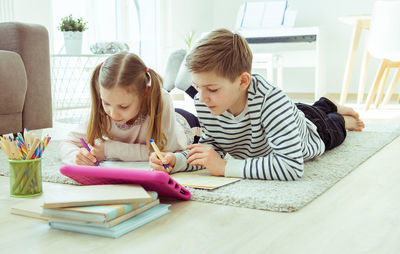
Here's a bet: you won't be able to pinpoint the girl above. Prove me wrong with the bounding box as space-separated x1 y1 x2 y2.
59 52 200 165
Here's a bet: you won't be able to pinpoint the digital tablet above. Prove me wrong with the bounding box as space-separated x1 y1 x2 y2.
60 165 191 200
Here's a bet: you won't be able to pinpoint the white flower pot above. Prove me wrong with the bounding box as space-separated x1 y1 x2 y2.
63 31 83 55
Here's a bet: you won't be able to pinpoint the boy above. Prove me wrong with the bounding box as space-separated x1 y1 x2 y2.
150 28 364 180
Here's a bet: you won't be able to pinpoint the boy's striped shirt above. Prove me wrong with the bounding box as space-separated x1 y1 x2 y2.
173 74 325 181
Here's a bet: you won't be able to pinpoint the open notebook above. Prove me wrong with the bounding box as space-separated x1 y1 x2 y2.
171 170 240 190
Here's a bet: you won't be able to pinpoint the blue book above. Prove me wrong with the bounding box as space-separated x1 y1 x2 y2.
43 191 158 224
49 204 171 238
48 199 160 228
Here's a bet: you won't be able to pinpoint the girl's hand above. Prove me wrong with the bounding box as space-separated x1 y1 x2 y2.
91 142 106 162
149 152 176 173
186 144 227 176
76 147 98 166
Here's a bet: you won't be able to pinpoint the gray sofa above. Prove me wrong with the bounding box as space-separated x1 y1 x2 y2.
0 22 52 135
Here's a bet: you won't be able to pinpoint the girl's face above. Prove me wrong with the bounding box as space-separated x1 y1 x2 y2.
100 86 141 124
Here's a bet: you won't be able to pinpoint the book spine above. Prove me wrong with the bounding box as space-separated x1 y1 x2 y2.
49 204 171 238
43 191 159 223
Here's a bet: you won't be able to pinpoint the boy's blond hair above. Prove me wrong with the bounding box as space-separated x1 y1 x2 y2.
186 28 253 82
87 52 167 151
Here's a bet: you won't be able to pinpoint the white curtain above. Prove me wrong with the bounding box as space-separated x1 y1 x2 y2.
0 0 14 22
52 0 157 66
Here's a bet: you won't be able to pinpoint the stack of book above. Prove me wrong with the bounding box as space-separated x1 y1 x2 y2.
40 184 170 238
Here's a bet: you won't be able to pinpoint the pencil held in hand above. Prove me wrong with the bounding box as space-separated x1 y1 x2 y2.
79 138 100 166
149 139 170 172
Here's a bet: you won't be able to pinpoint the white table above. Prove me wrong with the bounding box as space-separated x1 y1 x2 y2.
240 27 322 99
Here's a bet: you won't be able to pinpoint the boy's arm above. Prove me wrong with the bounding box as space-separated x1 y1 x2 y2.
172 130 226 173
225 92 305 181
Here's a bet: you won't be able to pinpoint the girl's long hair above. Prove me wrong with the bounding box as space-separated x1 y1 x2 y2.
87 52 167 151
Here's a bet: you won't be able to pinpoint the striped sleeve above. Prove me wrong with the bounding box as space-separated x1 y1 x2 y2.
232 89 304 180
172 123 226 173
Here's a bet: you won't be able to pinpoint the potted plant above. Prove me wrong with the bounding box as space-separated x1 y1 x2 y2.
58 14 88 55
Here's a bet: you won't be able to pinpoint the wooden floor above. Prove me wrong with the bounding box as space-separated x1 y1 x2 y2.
1 100 400 253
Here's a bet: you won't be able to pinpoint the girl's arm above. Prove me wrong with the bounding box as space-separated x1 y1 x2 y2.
159 90 187 152
58 122 88 165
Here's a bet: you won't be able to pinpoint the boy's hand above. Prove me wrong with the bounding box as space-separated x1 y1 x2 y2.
76 147 98 166
149 152 176 173
186 144 227 176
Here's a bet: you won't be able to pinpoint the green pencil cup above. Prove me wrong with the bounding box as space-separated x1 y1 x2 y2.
8 158 43 197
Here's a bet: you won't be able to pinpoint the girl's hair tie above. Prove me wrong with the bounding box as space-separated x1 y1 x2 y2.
146 67 150 72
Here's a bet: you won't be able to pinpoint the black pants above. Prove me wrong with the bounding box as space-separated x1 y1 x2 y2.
295 97 346 150
174 108 201 143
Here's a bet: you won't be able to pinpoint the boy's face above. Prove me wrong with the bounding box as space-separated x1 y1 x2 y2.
192 71 250 116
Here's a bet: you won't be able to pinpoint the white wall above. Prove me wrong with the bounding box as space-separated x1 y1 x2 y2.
5 0 399 95
161 0 399 95
158 0 215 74
3 0 54 52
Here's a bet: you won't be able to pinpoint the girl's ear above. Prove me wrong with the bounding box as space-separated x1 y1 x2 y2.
144 86 151 96
239 72 251 91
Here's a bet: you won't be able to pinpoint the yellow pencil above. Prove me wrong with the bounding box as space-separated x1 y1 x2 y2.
26 138 40 160
149 139 170 173
0 138 11 159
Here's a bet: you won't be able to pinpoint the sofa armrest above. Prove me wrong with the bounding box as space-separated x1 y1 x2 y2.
0 22 52 131
0 50 27 134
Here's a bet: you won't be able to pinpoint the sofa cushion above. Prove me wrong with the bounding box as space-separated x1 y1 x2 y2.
163 49 186 91
0 22 52 132
0 50 27 114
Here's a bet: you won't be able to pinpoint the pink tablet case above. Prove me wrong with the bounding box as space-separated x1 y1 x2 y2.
60 165 191 200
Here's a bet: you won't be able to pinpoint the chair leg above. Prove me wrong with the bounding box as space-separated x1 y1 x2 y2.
374 67 390 108
383 68 400 105
365 59 388 110
357 50 370 104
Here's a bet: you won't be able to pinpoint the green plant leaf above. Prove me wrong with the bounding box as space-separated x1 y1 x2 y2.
58 14 88 32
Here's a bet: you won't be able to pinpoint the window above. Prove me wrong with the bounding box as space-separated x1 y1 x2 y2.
52 0 157 66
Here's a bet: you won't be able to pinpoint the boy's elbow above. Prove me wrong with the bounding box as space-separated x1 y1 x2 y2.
291 171 303 181
289 165 304 181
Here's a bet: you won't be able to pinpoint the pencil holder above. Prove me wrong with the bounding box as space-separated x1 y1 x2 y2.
8 158 43 197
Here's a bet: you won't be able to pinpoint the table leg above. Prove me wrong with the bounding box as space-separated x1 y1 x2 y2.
340 21 362 104
357 43 370 104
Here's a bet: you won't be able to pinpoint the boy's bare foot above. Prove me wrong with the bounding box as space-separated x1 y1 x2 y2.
343 116 365 131
336 104 360 120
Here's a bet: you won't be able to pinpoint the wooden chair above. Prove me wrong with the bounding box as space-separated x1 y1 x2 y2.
339 16 371 105
364 1 400 110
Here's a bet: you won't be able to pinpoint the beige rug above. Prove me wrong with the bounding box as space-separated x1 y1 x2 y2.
1 125 399 212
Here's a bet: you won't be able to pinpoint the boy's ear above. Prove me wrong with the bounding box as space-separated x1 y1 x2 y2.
239 72 251 91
